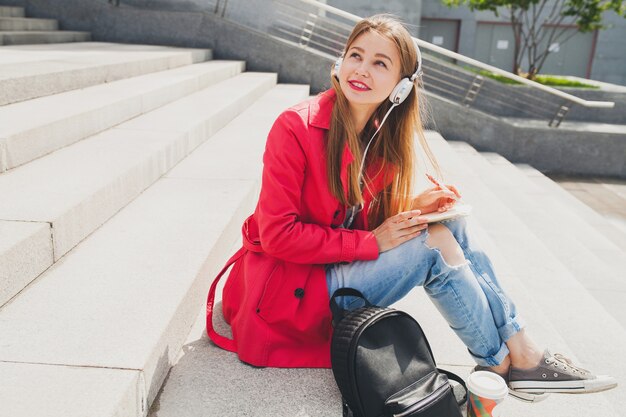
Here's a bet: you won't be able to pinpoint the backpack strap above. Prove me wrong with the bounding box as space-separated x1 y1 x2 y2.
438 368 468 405
329 287 373 327
205 247 246 352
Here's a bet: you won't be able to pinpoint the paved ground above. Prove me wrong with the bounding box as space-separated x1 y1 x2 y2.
551 175 626 233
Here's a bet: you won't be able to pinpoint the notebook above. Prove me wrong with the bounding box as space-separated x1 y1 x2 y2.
421 203 472 224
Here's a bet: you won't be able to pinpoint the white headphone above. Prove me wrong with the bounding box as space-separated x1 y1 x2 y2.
333 41 423 105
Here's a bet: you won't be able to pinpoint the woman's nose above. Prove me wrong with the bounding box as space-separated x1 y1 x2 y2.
354 64 369 77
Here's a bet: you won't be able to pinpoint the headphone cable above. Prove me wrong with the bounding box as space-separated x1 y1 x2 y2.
357 103 399 188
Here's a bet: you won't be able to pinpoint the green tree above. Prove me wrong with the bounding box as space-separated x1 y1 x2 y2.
442 0 626 78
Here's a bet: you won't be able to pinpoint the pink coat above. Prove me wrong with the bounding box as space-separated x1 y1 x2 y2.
207 89 392 367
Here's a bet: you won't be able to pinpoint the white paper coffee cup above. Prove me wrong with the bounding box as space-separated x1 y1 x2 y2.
467 371 508 417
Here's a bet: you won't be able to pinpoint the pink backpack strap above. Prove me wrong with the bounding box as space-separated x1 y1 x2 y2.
206 247 246 352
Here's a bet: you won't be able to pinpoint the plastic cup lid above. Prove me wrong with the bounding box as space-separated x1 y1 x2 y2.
467 371 509 400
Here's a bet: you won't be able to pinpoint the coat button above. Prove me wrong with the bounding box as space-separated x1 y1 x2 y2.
294 288 305 299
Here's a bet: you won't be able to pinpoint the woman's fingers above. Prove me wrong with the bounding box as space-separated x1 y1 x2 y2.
386 212 428 235
375 211 430 252
438 189 458 200
396 212 428 228
425 189 457 203
396 218 429 236
398 228 424 244
393 209 421 223
447 184 462 199
388 223 426 248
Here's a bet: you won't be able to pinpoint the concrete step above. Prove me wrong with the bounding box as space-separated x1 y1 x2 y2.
0 6 24 17
428 133 626 416
0 220 53 308
521 165 626 251
0 42 212 105
0 16 58 31
603 180 626 200
0 60 243 172
0 30 91 45
0 70 276 308
0 84 309 417
0 362 142 417
149 131 622 417
504 157 626 259
446 142 626 329
495 156 626 254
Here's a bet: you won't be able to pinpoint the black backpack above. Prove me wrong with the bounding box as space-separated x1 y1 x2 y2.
330 288 468 417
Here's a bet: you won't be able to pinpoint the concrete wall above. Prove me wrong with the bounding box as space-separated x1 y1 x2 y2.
427 92 626 178
562 87 626 124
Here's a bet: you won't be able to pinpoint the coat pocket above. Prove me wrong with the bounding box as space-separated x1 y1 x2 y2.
256 262 311 325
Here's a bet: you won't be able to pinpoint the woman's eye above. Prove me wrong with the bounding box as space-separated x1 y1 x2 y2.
349 52 361 59
375 60 388 68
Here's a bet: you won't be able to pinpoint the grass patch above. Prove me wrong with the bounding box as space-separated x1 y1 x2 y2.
476 70 521 85
534 75 599 89
463 66 599 89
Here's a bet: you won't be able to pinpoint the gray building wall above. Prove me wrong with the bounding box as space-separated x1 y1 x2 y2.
420 0 626 86
591 11 626 86
327 0 423 37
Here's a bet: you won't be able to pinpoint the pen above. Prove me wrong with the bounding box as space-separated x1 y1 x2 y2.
425 173 458 201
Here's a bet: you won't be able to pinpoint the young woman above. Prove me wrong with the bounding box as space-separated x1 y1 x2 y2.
206 14 616 401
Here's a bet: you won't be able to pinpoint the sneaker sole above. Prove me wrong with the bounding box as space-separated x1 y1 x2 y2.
469 366 550 403
508 389 551 403
509 377 618 394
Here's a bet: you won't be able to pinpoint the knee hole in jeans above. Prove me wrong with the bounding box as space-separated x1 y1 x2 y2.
425 223 467 267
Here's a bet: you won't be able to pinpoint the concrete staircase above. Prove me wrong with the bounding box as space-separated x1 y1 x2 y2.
1 35 625 417
0 5 90 45
446 141 626 329
0 40 309 416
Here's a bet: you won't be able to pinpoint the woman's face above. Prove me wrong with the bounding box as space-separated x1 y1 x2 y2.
338 31 403 111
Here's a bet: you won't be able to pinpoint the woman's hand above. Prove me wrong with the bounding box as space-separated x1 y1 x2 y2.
372 209 429 253
412 185 461 215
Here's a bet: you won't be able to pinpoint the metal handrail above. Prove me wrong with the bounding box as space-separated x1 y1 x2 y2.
298 0 614 111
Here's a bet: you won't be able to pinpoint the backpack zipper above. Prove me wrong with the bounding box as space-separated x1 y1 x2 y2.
393 383 450 417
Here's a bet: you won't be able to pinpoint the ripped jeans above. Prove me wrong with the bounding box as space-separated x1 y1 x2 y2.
325 216 525 367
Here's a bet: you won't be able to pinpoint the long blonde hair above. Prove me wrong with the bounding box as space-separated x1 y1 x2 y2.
327 14 440 229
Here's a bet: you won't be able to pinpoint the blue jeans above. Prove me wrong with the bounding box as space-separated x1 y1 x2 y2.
325 217 525 367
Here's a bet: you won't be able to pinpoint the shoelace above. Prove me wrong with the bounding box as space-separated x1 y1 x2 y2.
547 353 590 375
